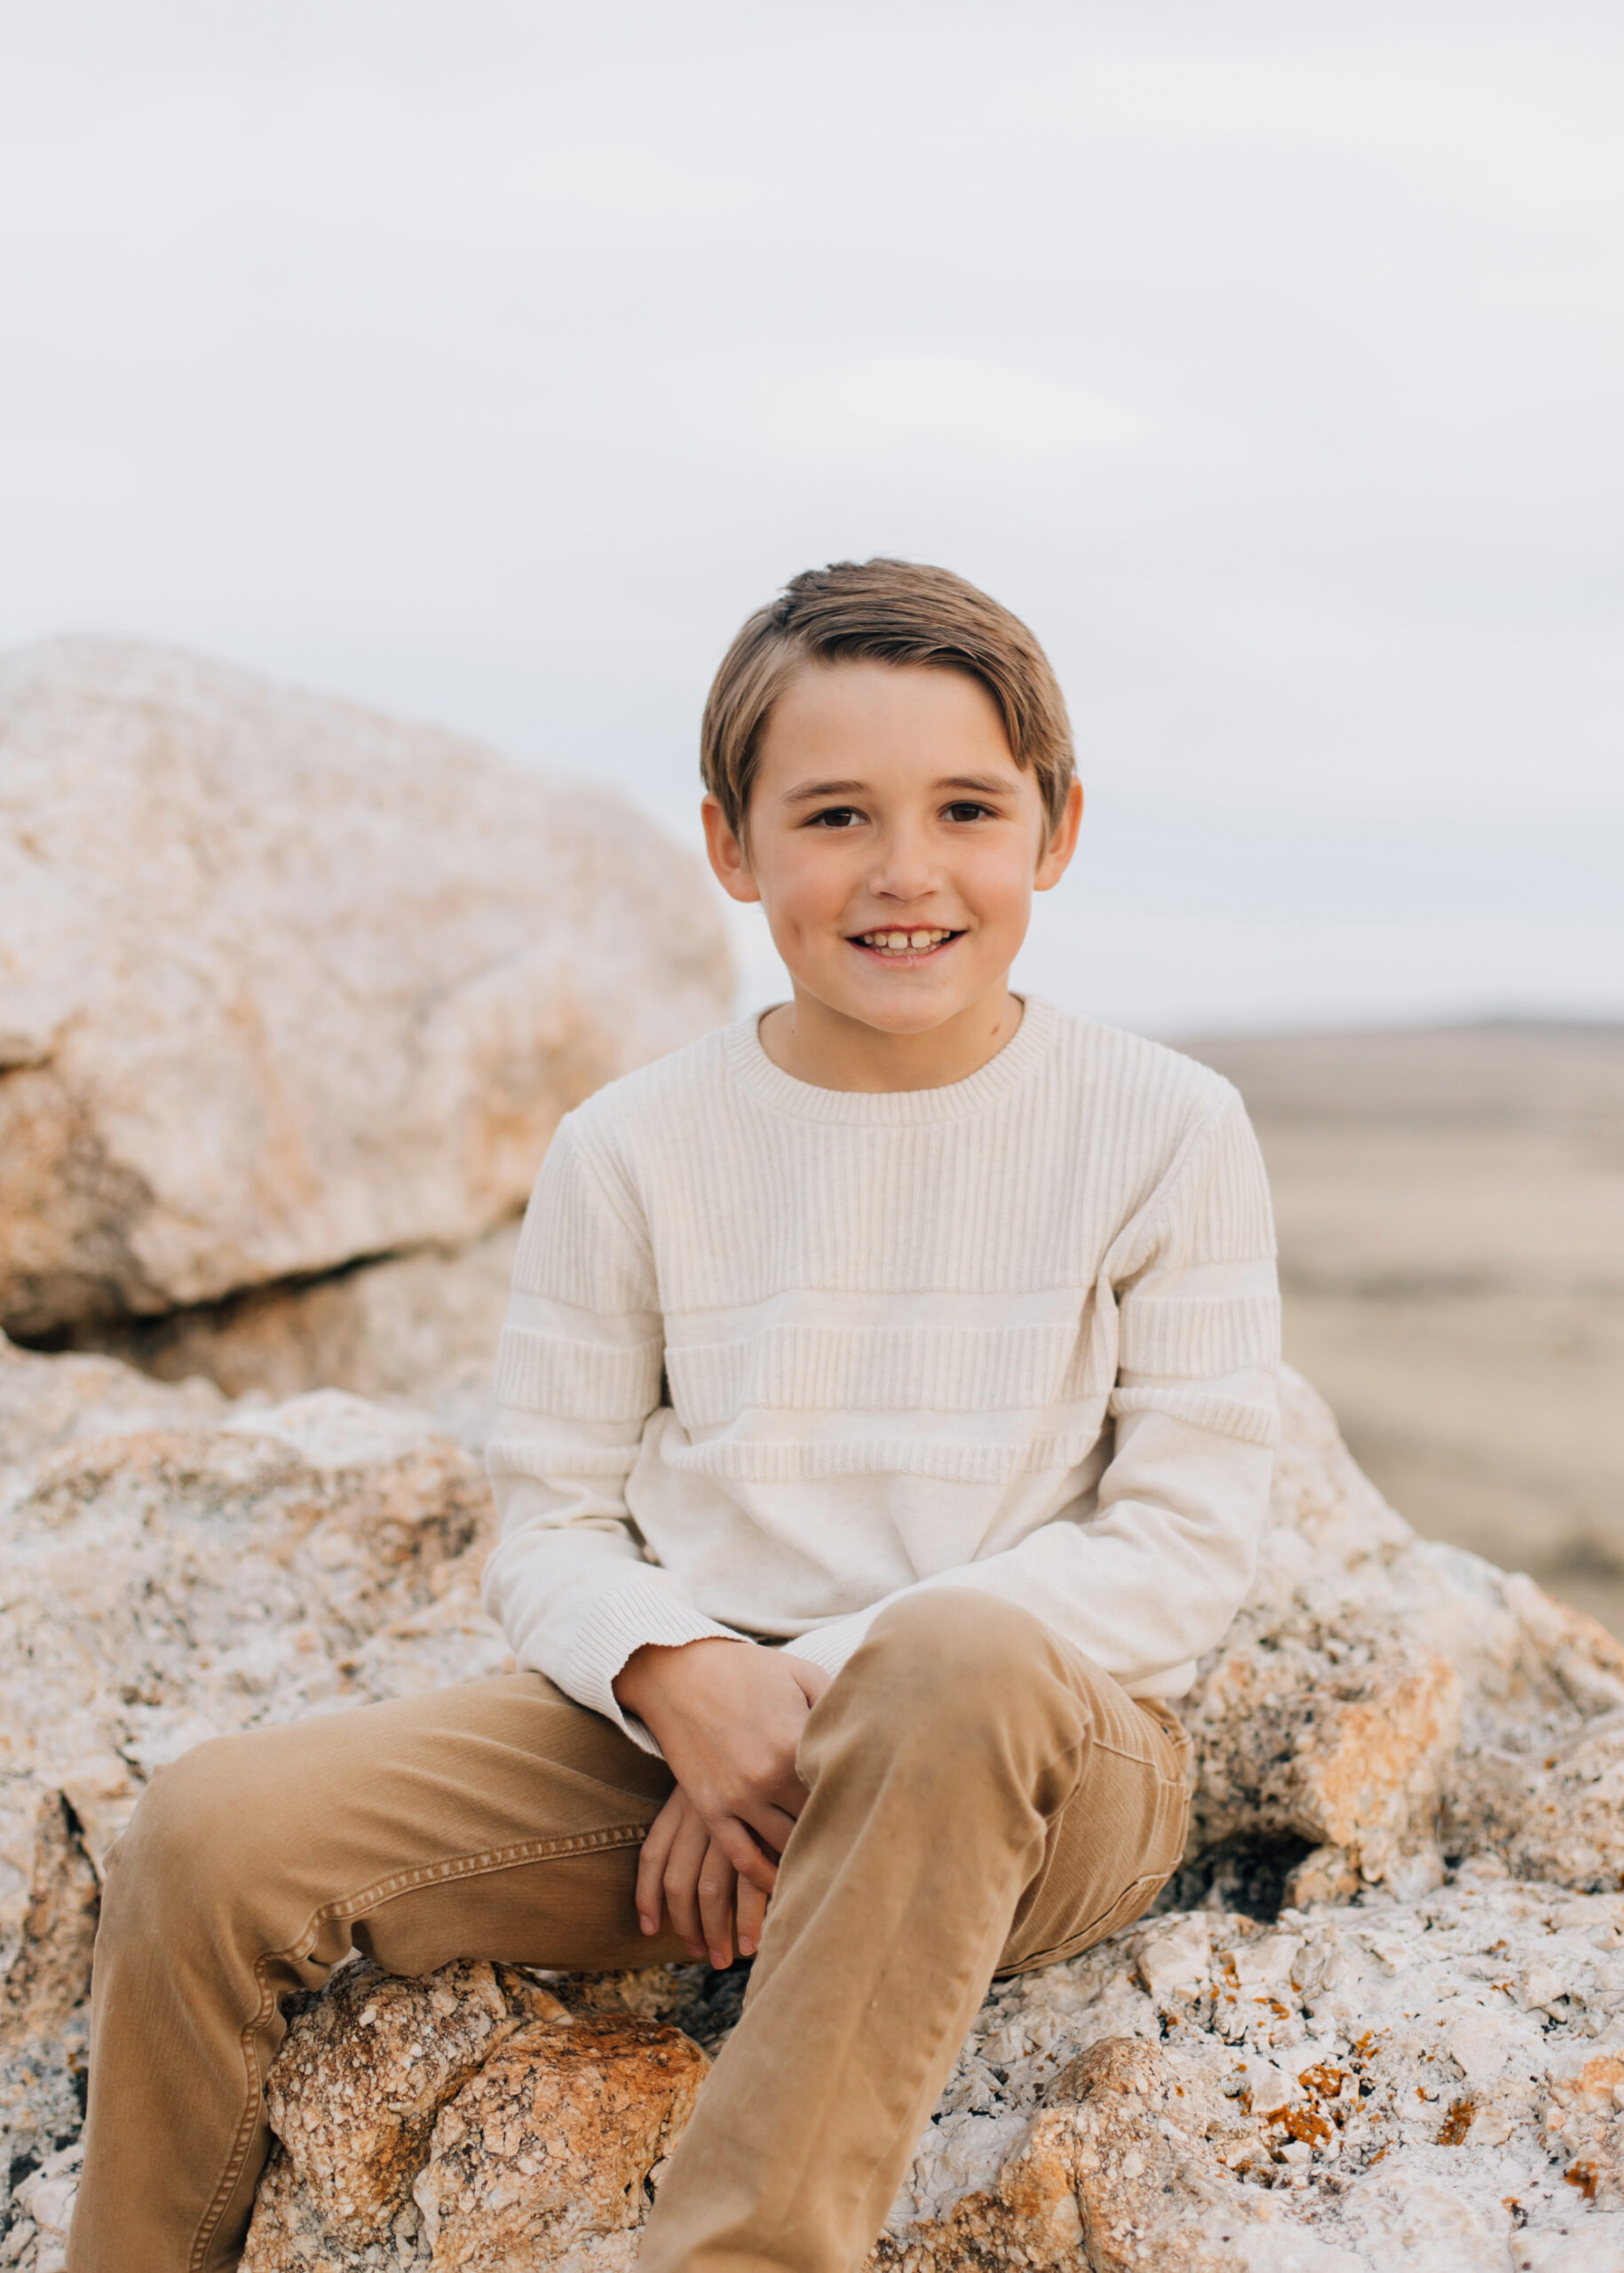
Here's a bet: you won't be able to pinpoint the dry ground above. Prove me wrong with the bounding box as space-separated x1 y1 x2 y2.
1184 1021 1624 1637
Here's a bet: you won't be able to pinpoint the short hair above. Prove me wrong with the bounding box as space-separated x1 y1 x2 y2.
701 558 1074 837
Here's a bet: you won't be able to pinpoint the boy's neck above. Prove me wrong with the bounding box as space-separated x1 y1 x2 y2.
757 982 1025 1094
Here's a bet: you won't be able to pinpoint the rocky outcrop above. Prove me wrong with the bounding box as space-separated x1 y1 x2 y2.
0 1332 510 2224
240 1959 711 2273
879 1869 1624 2270
238 1865 1624 2272
59 1222 521 1444
1176 1366 1624 1911
0 639 732 1337
3 1348 1623 2268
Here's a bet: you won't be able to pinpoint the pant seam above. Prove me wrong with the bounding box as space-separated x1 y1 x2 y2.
834 1858 1030 2237
788 1716 1091 2246
186 1818 651 2273
741 1869 1018 2260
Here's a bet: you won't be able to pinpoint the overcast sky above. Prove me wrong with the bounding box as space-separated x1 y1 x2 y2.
3 0 1621 1032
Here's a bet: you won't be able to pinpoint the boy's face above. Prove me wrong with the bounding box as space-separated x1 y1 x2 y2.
704 660 1080 1045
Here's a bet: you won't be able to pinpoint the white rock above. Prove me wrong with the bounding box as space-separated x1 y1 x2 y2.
1232 1933 1303 1991
12 2174 73 2238
879 1871 1624 2265
1233 2050 1305 2111
0 638 732 1335
0 1342 508 1812
1445 2014 1515 2090
1134 1912 1213 2000
1327 2165 1517 2272
0 1328 508 2190
1233 2236 1368 2273
1180 1370 1624 1905
1512 2215 1624 2271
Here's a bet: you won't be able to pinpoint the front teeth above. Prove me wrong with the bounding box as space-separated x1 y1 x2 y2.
859 928 955 954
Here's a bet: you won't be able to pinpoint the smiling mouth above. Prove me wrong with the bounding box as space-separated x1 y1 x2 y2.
850 927 963 958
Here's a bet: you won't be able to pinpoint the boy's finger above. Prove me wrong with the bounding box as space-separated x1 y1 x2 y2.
736 1874 769 1959
697 1841 736 1968
635 1793 684 1933
662 1805 712 1957
711 1815 780 1897
738 1798 799 1865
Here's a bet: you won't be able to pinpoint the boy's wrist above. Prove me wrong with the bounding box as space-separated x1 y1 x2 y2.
612 1635 749 1720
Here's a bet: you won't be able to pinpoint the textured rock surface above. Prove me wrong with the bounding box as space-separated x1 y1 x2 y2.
242 1963 714 2272
879 1868 1624 2269
1174 1369 1624 1913
0 1331 509 2217
61 1222 520 1445
0 638 732 1335
252 1960 562 2247
5 1348 1624 2267
239 1865 1624 2272
412 2008 709 2271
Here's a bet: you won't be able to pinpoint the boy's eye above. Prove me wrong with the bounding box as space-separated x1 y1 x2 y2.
805 806 864 828
943 801 994 823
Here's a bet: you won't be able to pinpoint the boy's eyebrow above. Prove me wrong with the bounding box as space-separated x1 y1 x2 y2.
782 778 867 804
780 772 1018 805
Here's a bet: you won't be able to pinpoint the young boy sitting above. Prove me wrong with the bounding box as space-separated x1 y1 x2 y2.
71 558 1279 2273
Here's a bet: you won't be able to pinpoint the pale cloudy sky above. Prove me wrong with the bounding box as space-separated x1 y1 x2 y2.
2 0 1620 1032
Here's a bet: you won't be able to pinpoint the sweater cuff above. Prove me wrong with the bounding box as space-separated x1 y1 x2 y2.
562 1572 750 1752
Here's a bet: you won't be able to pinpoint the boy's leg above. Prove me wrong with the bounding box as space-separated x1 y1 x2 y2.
67 1674 687 2273
639 1588 1190 2273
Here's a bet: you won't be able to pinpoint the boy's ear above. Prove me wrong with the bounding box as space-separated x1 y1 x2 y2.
701 793 762 905
1034 779 1084 891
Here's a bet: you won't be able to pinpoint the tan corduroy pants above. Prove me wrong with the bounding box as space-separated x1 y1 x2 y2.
68 1589 1192 2273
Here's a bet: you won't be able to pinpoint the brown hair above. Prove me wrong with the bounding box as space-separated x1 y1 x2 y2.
701 558 1074 836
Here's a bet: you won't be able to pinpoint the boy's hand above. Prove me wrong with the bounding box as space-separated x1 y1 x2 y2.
614 1638 828 1965
634 1785 770 1966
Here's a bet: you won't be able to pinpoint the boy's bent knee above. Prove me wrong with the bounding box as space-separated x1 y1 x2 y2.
105 1730 298 1938
834 1589 1081 1738
869 1585 1037 1663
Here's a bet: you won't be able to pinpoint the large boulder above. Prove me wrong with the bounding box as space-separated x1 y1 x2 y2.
0 639 732 1337
3 1348 1622 2268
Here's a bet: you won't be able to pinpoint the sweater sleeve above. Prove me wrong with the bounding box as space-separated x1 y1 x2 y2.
481 1116 749 1745
780 1088 1280 1693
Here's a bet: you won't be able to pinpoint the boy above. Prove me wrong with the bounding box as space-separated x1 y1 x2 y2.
71 559 1279 2273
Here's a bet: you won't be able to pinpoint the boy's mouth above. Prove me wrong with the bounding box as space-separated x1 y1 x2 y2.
849 927 963 961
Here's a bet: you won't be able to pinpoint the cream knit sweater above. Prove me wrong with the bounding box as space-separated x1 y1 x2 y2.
482 999 1280 1747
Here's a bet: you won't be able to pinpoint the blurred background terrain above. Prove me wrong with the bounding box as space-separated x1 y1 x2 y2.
1188 1022 1624 1635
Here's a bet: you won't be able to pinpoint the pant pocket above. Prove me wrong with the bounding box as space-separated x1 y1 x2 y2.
996 1769 1191 1978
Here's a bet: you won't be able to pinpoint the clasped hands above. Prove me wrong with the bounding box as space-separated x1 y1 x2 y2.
612 1637 829 1969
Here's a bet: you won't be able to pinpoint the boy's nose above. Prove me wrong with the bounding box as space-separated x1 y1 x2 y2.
867 828 939 902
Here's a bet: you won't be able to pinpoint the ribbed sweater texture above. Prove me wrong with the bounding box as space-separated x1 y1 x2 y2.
482 999 1280 1749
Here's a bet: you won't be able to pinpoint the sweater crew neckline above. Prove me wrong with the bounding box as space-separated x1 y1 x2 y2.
726 995 1058 1124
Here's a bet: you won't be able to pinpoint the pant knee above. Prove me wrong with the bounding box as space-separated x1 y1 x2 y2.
860 1589 1050 1706
104 1732 283 1943
816 1592 1080 1771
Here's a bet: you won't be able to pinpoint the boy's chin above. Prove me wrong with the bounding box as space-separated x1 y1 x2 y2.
802 978 1005 1040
